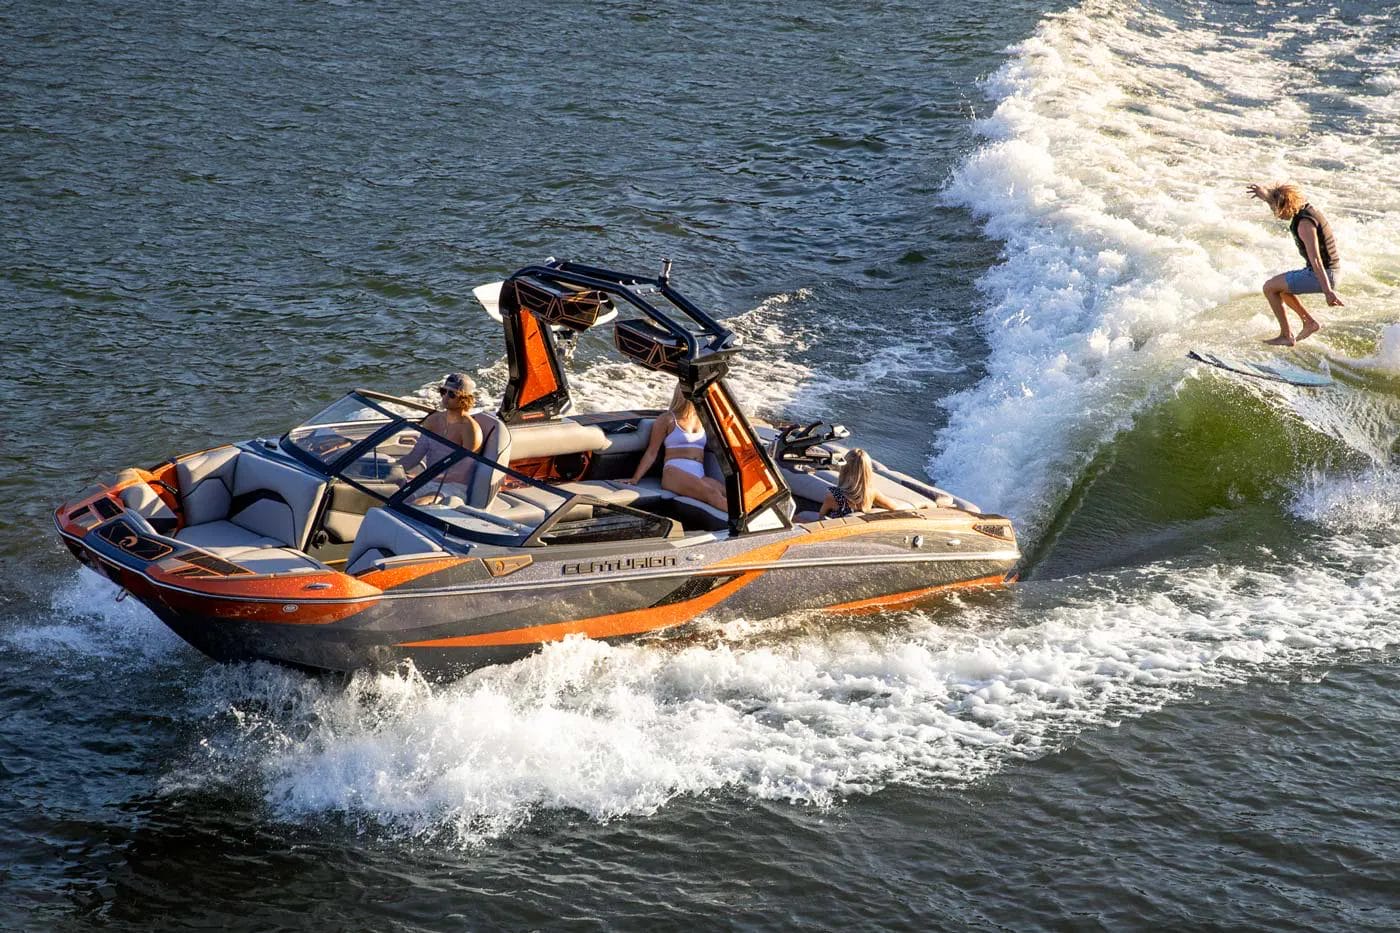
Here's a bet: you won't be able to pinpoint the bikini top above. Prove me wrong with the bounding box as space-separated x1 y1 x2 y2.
663 419 706 452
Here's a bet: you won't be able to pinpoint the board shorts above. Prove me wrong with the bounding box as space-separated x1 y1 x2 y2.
1284 266 1339 294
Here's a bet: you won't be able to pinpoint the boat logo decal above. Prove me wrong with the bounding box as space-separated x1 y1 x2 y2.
562 555 678 575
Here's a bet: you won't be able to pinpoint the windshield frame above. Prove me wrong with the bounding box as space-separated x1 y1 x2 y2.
281 390 678 548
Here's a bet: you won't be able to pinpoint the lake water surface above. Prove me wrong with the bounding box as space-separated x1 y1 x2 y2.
3 0 1400 928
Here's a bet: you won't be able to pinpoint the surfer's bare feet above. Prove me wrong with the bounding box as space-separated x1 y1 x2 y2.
1263 334 1295 347
1296 320 1321 343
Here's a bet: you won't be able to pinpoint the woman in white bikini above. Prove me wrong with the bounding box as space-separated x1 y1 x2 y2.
623 384 727 511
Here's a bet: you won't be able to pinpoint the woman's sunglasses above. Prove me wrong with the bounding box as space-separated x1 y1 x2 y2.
439 387 473 400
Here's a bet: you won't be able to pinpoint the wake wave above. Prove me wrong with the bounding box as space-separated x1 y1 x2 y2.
932 0 1400 534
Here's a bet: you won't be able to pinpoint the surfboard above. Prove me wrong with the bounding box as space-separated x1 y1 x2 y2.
472 281 619 326
1186 350 1333 387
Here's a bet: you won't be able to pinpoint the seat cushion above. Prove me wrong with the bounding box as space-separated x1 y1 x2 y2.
199 545 325 575
468 412 512 509
229 452 328 550
345 508 444 575
492 484 594 524
119 480 178 535
176 447 241 526
507 418 609 459
558 478 674 508
545 479 728 528
487 492 552 526
176 520 282 551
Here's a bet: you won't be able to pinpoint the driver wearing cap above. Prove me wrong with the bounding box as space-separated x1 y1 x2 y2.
394 373 484 505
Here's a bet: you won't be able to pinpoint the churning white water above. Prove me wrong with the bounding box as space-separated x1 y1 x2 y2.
141 535 1398 844
933 0 1400 533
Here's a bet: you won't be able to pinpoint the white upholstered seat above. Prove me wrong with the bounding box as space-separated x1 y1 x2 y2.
467 412 512 509
345 507 446 576
175 520 282 551
168 446 330 573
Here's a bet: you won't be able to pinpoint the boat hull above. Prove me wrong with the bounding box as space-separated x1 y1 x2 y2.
62 514 1017 678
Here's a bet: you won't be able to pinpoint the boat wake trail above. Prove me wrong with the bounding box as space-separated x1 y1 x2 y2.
158 533 1400 845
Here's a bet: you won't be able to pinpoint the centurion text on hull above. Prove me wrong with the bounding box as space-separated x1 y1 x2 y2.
54 260 1020 676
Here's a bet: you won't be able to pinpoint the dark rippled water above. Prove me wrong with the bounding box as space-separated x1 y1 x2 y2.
5 0 1400 929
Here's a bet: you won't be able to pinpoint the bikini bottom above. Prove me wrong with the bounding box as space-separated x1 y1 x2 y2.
663 458 706 480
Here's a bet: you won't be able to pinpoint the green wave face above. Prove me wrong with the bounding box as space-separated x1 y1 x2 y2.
1031 367 1400 578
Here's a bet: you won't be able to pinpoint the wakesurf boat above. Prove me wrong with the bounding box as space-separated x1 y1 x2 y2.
54 260 1019 676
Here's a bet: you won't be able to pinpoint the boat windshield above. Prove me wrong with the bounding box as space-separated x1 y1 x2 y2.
284 391 432 469
285 391 679 548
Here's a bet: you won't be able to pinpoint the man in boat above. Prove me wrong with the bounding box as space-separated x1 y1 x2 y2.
393 373 484 503
1247 182 1344 346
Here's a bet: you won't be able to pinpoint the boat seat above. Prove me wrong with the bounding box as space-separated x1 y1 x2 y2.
176 520 282 551
563 478 669 508
507 418 609 460
486 478 729 531
560 479 729 529
596 418 657 455
489 484 591 525
346 507 445 576
166 522 325 575
175 446 328 552
412 412 513 513
467 412 512 509
118 478 178 535
169 446 330 575
204 546 326 575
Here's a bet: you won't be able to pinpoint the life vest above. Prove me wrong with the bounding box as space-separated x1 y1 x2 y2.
1290 204 1340 269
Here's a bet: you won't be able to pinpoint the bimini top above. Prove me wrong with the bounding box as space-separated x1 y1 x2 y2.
495 259 742 423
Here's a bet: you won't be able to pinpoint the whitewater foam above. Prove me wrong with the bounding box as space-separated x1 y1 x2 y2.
1340 323 1400 376
932 0 1400 535
6 568 185 663
1292 465 1400 533
162 537 1400 846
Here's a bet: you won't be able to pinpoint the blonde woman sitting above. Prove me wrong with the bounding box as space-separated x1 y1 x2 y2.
811 449 903 520
623 384 728 511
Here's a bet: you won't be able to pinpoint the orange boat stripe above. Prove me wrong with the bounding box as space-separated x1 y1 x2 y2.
398 571 762 648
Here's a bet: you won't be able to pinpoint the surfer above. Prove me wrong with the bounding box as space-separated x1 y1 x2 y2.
1246 183 1343 346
